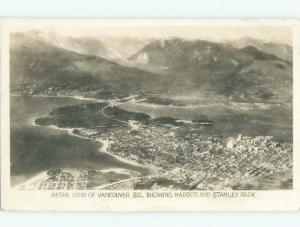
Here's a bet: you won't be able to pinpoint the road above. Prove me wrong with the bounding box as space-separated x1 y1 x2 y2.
101 104 128 124
99 97 146 125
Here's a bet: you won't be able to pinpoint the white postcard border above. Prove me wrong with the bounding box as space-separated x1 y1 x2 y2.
1 19 300 211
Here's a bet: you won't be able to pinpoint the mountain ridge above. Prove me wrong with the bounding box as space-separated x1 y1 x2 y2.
10 33 165 98
10 33 293 104
128 38 292 103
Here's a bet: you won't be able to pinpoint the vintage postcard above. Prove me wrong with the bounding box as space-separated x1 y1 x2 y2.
1 19 300 211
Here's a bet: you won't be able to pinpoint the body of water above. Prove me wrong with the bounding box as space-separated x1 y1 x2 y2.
122 101 293 142
10 95 293 187
10 95 148 186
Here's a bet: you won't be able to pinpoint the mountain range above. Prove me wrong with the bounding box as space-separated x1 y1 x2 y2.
10 32 293 104
229 36 292 62
10 32 164 98
128 38 292 103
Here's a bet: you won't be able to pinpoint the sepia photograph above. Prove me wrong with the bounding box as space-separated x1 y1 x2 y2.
1 19 299 211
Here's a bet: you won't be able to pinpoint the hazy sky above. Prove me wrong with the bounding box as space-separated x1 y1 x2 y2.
6 19 294 44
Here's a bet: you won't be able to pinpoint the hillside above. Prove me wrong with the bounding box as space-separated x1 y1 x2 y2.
16 31 122 60
229 36 293 62
10 33 293 104
10 33 164 98
128 38 292 103
98 36 153 58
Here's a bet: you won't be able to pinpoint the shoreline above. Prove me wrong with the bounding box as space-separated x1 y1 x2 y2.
32 117 151 172
11 93 290 111
26 93 155 172
11 93 108 103
13 94 293 190
25 93 151 170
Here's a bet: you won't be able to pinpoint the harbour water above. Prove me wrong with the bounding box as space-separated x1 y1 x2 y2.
10 95 292 187
10 95 148 186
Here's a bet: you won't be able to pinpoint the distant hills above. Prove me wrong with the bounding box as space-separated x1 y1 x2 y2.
10 32 164 98
98 36 153 59
12 31 152 60
10 32 293 104
128 38 292 103
15 31 122 60
229 36 292 62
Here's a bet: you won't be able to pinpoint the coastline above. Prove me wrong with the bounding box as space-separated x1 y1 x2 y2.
15 94 293 190
11 93 108 103
26 93 156 172
32 114 152 173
